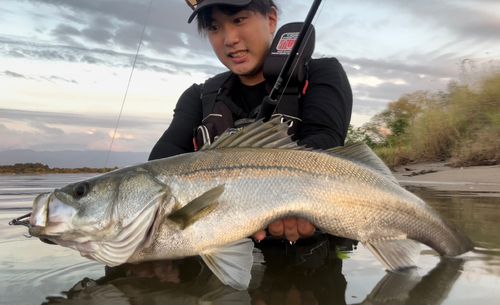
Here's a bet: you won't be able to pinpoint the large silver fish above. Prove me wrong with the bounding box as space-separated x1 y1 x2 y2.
25 117 473 290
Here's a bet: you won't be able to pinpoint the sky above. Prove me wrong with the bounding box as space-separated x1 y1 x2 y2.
1 0 499 154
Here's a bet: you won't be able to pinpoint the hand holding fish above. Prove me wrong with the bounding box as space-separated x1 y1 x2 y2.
252 217 316 242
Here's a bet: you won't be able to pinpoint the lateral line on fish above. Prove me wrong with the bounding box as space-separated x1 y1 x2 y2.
176 164 330 179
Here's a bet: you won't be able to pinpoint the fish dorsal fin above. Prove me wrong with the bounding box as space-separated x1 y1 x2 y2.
363 237 421 271
206 117 300 150
168 184 225 229
200 238 259 290
326 142 399 184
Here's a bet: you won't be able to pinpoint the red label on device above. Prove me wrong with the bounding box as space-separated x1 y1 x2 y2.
276 32 298 51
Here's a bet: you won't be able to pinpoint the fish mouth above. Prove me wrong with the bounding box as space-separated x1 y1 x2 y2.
28 191 77 238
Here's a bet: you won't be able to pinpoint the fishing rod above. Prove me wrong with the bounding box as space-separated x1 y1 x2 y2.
256 0 323 121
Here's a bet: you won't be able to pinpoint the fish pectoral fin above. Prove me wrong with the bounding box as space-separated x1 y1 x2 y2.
364 237 421 271
168 184 225 229
200 238 262 290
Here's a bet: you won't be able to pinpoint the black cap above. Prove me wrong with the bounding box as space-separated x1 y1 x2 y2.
187 0 252 23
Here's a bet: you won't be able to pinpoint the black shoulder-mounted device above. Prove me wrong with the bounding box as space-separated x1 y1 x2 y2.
256 0 323 121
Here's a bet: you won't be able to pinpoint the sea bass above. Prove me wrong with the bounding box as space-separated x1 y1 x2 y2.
23 117 473 290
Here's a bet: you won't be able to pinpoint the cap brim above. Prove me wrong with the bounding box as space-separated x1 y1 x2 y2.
188 0 252 23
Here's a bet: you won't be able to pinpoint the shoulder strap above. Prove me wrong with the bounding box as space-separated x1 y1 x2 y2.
273 59 310 118
201 71 234 118
201 64 308 120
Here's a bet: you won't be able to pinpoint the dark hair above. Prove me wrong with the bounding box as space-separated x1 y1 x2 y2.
196 0 278 35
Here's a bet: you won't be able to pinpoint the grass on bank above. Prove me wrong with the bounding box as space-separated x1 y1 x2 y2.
410 71 500 166
356 68 500 168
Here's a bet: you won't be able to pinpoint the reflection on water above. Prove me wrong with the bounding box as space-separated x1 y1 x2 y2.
37 256 466 305
0 174 97 208
1 174 499 305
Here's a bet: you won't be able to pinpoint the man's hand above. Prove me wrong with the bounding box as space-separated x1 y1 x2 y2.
252 217 315 242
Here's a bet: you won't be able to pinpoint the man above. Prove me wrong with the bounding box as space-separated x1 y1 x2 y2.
149 0 352 243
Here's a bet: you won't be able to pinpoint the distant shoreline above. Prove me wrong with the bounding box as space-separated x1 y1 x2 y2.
0 163 117 175
3 162 500 194
393 161 500 195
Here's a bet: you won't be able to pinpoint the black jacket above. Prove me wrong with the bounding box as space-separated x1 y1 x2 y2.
149 57 352 160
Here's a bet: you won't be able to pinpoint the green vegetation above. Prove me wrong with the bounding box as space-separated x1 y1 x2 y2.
0 163 118 174
346 63 500 168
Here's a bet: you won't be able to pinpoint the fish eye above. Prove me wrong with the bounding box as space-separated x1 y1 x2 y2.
73 182 90 197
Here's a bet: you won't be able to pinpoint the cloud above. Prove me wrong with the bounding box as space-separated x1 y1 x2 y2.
51 24 81 38
108 130 134 139
352 99 388 118
8 50 25 58
113 24 150 50
0 0 218 84
27 0 200 50
337 54 461 113
2 70 29 79
0 108 163 129
48 75 78 84
12 0 500 67
80 55 103 64
1 70 78 84
0 108 170 152
372 0 500 43
0 124 110 151
0 35 221 76
335 53 468 121
338 54 460 80
81 27 114 44
29 121 65 136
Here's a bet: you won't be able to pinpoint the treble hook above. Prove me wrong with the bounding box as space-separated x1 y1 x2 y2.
9 213 57 245
9 212 32 227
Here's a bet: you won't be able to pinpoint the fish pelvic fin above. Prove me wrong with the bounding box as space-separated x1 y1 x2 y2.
326 142 399 185
364 237 421 271
168 184 225 229
200 238 263 290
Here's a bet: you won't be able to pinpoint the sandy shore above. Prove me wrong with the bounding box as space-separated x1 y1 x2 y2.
392 161 500 195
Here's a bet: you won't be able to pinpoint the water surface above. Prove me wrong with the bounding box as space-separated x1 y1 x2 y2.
1 174 499 305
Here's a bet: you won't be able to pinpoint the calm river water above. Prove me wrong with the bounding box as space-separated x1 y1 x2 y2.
0 174 499 305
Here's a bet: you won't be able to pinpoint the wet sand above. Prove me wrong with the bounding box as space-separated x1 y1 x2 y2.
393 162 500 195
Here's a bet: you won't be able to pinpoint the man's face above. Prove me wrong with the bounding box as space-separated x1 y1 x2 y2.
206 7 277 85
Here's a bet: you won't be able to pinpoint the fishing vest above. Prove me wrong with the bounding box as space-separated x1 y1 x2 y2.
193 22 315 151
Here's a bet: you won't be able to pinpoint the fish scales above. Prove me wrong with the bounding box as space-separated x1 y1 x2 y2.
129 147 460 260
22 117 473 290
